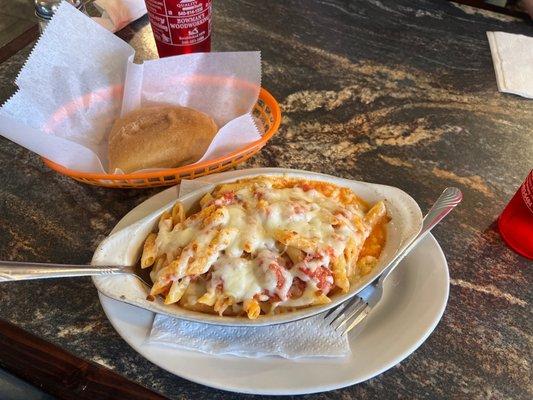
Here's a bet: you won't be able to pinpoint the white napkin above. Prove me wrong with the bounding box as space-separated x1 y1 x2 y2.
146 179 350 359
487 31 533 99
149 314 349 359
93 0 147 32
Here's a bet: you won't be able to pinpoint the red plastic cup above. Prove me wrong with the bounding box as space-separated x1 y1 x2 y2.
144 0 212 57
498 170 533 260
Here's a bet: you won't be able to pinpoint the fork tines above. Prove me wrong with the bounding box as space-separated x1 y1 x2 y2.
324 295 369 335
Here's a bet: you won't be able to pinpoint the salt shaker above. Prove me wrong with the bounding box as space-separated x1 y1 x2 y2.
35 0 85 31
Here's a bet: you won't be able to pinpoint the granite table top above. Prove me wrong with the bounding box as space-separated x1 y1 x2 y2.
0 1 531 399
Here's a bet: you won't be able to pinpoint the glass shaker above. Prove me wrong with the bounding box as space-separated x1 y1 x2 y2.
35 0 85 31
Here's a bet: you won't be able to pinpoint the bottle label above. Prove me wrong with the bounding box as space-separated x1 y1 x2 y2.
520 170 533 214
145 0 212 47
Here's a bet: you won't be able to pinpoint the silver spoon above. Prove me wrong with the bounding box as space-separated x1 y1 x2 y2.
0 261 151 286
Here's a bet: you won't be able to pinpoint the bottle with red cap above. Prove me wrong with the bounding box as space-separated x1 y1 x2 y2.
144 0 212 57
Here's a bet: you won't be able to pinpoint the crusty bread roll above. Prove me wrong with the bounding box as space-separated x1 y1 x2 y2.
108 105 218 173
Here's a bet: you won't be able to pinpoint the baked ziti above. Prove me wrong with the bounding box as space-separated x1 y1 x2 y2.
140 176 389 319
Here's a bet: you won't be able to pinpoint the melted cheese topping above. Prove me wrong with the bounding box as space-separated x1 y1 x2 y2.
212 256 271 301
149 177 386 315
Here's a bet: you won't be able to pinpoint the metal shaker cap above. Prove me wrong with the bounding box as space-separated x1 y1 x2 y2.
35 0 83 21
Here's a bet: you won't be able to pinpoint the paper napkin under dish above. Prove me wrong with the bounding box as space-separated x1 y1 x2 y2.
487 31 533 99
148 313 349 359
145 179 350 359
93 0 147 32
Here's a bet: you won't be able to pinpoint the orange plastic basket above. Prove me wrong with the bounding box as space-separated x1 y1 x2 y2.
42 87 281 189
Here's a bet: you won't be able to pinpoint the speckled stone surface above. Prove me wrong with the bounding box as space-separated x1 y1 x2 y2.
0 1 532 399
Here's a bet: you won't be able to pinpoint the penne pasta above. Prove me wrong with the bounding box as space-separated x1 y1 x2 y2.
141 233 157 268
285 246 304 264
197 290 217 306
274 230 317 252
344 236 360 279
243 299 261 319
164 277 191 305
214 295 233 315
171 202 185 226
201 207 229 229
159 211 173 231
357 255 379 276
165 243 194 279
142 176 388 319
200 192 214 208
184 204 216 226
186 228 238 276
331 254 349 293
363 201 387 232
150 278 171 297
150 254 167 283
311 293 331 305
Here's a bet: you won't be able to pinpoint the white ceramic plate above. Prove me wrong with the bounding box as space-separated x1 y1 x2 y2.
92 168 422 326
97 169 449 395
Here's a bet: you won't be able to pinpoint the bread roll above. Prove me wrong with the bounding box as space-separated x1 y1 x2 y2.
108 106 218 173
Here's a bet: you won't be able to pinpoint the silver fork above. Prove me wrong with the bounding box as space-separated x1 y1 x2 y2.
325 187 463 336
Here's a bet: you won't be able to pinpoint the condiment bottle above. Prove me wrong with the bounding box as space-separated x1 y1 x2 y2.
144 0 212 57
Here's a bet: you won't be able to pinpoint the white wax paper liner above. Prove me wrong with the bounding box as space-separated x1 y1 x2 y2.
0 2 262 174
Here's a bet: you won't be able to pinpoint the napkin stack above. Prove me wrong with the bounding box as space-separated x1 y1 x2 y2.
487 31 533 99
146 180 350 359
